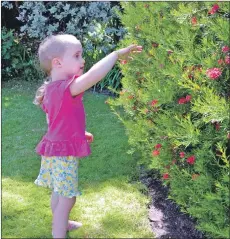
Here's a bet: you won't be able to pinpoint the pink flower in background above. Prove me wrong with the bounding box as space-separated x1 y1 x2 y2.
218 59 224 65
179 152 185 158
206 68 222 79
120 60 127 65
187 155 196 165
222 46 230 53
163 173 169 179
152 150 160 156
208 4 219 14
191 17 197 25
185 95 192 102
215 122 220 131
155 144 162 149
151 99 158 106
225 55 230 65
178 97 187 104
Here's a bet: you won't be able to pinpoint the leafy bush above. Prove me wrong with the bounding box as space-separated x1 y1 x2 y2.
1 1 125 90
108 2 230 238
1 27 44 81
13 2 126 56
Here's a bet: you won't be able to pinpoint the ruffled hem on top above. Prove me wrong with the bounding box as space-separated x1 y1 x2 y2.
36 137 91 158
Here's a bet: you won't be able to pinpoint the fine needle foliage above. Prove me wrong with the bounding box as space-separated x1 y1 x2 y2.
108 2 230 238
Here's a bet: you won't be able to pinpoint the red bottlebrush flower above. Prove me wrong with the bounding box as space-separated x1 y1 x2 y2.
212 4 220 10
206 68 222 79
178 97 187 104
191 17 197 25
120 60 127 65
192 174 200 180
172 159 177 164
188 74 193 79
185 95 192 102
152 150 160 156
225 55 230 65
163 173 169 179
187 155 196 165
215 122 220 131
155 144 162 149
152 42 159 48
208 4 219 14
167 50 173 55
128 95 134 99
151 99 158 106
222 46 230 53
218 59 224 65
179 152 185 158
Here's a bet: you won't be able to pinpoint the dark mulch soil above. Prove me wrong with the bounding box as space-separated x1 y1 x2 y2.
139 167 207 239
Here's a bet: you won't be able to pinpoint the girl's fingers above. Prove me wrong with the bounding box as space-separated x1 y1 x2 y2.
128 56 134 60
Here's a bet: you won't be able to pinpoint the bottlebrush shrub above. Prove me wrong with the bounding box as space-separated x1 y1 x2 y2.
108 2 230 238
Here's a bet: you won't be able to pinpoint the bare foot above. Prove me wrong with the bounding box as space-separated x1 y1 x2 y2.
67 220 83 231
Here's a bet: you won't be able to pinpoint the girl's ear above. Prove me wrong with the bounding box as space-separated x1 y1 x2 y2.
51 57 62 69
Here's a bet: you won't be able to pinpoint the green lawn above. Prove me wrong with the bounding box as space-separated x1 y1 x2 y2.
2 80 154 238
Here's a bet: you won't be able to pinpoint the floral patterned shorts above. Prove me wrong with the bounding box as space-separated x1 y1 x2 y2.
34 156 81 198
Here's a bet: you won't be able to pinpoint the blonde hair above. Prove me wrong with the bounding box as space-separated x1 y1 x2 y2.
33 34 80 106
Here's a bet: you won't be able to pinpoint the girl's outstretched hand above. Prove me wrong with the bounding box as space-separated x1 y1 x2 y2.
115 45 143 63
85 131 94 143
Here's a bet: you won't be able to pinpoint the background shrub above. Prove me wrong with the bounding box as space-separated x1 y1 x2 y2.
1 1 125 91
1 27 44 81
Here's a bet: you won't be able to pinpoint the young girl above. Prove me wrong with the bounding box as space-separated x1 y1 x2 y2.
33 34 142 238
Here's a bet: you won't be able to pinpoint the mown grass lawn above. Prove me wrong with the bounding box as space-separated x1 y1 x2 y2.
2 80 154 238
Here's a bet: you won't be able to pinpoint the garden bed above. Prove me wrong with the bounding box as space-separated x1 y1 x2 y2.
139 167 206 239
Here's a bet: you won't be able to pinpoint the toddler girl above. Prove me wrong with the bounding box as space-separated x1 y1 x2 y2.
33 34 142 238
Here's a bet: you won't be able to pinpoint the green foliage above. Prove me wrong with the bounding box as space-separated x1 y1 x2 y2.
11 2 126 56
1 2 125 91
108 2 230 238
95 66 122 92
1 27 45 81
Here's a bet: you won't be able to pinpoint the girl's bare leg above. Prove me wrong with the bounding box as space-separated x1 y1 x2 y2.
51 191 59 215
52 195 76 238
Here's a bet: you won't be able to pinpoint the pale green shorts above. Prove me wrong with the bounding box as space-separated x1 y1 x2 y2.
34 156 81 198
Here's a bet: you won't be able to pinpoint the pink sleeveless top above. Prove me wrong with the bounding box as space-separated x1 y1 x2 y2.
35 75 91 158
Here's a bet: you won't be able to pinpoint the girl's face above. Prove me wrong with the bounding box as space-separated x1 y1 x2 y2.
60 42 85 77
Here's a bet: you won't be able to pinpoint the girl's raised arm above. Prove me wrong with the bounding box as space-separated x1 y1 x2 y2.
70 45 142 97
